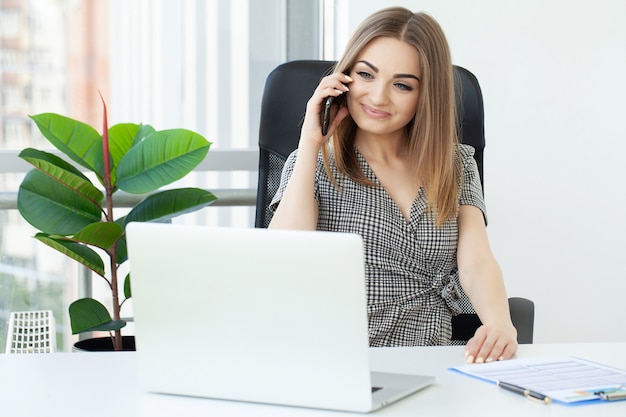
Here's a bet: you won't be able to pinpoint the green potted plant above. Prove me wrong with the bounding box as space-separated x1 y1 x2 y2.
17 100 217 351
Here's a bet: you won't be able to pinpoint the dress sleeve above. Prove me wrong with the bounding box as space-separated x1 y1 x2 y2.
268 150 298 213
269 149 326 214
459 144 487 224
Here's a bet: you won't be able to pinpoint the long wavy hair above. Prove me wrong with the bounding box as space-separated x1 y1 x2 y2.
323 7 461 226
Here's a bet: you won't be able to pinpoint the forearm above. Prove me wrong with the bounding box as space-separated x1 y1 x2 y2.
460 259 518 362
459 260 513 329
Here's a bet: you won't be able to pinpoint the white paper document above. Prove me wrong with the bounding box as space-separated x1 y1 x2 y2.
450 356 626 404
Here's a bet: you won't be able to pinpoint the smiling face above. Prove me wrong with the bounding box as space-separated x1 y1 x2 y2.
346 36 421 140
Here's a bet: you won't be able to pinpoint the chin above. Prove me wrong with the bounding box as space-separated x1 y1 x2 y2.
353 119 402 137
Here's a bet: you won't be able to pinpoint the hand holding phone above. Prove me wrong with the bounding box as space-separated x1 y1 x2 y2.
321 93 346 135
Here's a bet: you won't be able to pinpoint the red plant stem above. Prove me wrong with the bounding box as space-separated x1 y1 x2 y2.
100 94 122 351
109 248 122 351
100 93 114 222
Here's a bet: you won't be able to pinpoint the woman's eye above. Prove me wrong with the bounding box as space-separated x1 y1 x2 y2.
356 71 373 80
395 82 413 91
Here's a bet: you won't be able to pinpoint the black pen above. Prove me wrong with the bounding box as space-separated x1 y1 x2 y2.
497 381 552 404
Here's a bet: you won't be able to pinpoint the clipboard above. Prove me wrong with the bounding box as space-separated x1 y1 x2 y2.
450 356 626 405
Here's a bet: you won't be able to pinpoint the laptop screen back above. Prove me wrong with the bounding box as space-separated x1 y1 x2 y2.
127 224 374 411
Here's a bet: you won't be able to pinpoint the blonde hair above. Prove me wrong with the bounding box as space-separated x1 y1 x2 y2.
323 7 461 226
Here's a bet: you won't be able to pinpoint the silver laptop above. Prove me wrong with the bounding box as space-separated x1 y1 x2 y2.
126 223 434 413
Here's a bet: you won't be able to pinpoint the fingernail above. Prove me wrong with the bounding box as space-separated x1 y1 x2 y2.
486 357 493 363
498 356 504 361
343 84 350 91
476 357 484 364
466 355 474 364
464 350 469 358
345 75 353 82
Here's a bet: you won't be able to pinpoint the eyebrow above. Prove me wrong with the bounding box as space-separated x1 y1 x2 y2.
357 60 421 81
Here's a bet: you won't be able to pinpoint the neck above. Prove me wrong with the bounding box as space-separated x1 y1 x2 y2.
354 130 408 164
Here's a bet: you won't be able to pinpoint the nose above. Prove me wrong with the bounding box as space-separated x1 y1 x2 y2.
368 81 389 105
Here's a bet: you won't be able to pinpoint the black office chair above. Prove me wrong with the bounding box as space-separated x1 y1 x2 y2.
451 297 535 344
254 60 534 344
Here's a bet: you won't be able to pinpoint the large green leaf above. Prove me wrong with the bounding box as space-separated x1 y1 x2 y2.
73 222 124 251
123 188 217 224
30 113 105 178
113 217 129 264
18 148 104 203
18 169 102 236
116 129 211 194
123 273 132 299
107 123 156 186
35 233 105 276
69 298 126 334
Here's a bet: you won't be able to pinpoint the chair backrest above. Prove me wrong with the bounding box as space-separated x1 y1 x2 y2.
508 297 535 344
5 310 56 353
451 297 535 344
254 60 485 228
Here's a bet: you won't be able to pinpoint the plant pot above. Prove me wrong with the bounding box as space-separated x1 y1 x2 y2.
72 335 136 352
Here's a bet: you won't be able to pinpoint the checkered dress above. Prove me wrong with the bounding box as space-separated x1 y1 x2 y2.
270 144 486 346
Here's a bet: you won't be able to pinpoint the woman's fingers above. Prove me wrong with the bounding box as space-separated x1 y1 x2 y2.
301 73 352 141
307 74 351 111
465 324 518 364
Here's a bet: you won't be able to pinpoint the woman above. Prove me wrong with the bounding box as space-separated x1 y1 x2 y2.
269 7 517 363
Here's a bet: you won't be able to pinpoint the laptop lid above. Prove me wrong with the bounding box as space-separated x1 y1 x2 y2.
127 223 432 412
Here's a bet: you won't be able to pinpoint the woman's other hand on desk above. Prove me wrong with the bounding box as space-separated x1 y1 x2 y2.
464 324 518 363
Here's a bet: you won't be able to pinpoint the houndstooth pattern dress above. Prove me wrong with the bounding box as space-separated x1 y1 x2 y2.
270 144 486 346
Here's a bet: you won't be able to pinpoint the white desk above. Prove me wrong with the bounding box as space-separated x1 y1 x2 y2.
1 343 625 416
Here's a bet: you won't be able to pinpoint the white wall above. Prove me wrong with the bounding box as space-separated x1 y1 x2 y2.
336 0 626 343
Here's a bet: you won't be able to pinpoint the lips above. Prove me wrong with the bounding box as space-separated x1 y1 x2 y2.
361 104 390 119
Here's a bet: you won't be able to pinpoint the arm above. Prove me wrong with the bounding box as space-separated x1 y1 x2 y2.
457 205 518 363
268 72 352 230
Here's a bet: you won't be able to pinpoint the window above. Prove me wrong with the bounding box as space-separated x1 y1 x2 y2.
0 0 324 351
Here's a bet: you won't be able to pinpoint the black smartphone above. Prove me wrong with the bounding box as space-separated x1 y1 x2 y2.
321 94 346 135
